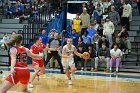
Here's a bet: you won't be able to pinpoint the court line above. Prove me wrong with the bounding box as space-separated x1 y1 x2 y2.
0 68 140 79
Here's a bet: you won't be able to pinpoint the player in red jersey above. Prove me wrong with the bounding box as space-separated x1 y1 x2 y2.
0 34 43 93
28 35 55 88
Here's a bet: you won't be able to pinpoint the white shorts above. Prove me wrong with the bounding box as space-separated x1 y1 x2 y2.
62 58 75 69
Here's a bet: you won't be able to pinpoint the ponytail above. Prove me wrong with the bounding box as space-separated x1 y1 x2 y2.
5 34 22 47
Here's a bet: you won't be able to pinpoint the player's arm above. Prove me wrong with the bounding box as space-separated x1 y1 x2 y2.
62 47 70 58
26 48 43 59
73 47 82 58
45 43 56 51
10 47 17 69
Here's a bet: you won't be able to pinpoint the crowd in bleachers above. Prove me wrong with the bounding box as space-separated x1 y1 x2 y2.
43 0 139 73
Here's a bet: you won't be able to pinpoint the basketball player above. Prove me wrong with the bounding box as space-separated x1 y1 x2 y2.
62 38 82 85
0 34 43 93
28 35 55 88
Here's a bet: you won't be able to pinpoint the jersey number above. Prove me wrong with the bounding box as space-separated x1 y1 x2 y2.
16 52 27 62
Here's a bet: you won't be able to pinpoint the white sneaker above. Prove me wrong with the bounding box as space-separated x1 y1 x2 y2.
71 74 76 80
68 80 72 85
28 83 34 88
2 74 6 78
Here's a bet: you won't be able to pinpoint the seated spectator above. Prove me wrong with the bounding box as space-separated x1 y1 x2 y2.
72 29 79 46
3 33 10 43
112 36 126 53
91 31 101 51
94 43 110 72
19 5 31 23
75 45 85 71
98 35 109 49
82 31 91 45
77 36 86 50
85 44 96 71
88 20 99 31
0 33 10 49
118 26 131 53
110 43 122 73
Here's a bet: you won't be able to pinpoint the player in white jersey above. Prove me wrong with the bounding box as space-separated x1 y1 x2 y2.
62 38 82 85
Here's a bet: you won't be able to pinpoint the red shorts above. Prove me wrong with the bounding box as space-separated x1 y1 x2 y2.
32 59 44 67
5 67 30 84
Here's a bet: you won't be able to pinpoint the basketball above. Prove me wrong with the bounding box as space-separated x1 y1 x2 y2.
82 52 90 60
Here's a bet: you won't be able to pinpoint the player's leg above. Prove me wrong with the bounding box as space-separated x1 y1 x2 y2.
0 80 14 93
65 68 72 85
62 60 72 84
29 63 39 88
70 61 76 80
20 83 30 93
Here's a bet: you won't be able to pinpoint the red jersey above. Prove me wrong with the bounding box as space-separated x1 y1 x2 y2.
12 46 28 67
30 43 46 54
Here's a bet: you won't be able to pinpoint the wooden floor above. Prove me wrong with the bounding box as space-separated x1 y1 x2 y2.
0 71 140 93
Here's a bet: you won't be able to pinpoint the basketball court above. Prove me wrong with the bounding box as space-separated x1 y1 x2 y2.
0 67 140 93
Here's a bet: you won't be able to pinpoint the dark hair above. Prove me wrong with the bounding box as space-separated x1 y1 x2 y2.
6 34 22 47
11 31 16 35
102 43 106 46
34 34 40 42
113 43 119 47
102 35 106 38
78 36 83 41
122 26 127 31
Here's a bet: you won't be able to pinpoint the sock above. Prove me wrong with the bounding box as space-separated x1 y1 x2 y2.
72 72 75 75
110 67 112 71
116 67 118 72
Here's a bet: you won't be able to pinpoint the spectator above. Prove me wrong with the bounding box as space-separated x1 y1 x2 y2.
118 26 131 53
102 0 111 12
85 44 96 71
87 22 96 37
72 14 82 34
87 1 95 18
110 43 122 73
98 35 109 49
40 29 49 45
88 20 99 31
112 36 126 53
103 17 114 47
79 2 88 14
92 3 102 23
19 5 31 23
80 8 90 36
5 2 12 18
94 43 110 72
9 31 16 40
109 5 120 31
102 8 109 20
77 36 85 49
71 29 79 46
40 29 49 61
121 0 132 31
91 31 101 51
2 33 10 43
82 31 91 45
137 0 140 15
75 45 85 71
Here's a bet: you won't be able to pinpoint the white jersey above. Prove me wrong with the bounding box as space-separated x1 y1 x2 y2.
62 45 75 68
